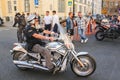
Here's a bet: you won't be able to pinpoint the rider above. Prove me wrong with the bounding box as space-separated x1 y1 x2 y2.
25 14 55 70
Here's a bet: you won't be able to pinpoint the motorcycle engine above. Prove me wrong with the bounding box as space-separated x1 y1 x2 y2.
51 51 62 61
46 42 68 65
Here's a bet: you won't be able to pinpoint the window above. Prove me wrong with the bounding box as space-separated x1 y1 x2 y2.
84 6 86 13
88 1 90 6
79 0 83 3
79 5 82 12
8 1 12 13
50 4 52 10
14 0 16 4
58 0 65 12
75 4 77 12
24 0 30 12
14 6 17 11
84 0 87 4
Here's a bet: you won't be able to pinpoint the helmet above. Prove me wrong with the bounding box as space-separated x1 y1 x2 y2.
27 14 36 22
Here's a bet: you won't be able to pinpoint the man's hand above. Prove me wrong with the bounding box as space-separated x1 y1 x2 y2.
48 37 54 41
51 31 55 35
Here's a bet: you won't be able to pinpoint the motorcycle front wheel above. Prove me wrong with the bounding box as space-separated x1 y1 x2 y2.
71 55 96 77
95 31 105 41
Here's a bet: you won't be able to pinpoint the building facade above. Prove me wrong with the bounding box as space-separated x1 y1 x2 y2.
0 0 102 21
102 0 120 15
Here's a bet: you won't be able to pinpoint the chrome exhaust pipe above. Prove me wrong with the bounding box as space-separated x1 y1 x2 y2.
13 60 49 71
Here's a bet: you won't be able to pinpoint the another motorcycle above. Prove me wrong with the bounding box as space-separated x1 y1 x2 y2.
10 24 96 77
95 19 120 41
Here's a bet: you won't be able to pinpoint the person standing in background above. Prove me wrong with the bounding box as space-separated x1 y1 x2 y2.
66 12 74 41
87 13 93 34
13 13 21 27
52 10 59 33
75 12 88 43
43 11 52 36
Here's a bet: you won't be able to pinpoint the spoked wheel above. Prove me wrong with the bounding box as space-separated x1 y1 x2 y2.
13 51 29 70
95 31 105 41
71 55 96 77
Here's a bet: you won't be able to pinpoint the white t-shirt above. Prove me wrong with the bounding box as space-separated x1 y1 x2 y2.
52 14 59 27
43 15 52 25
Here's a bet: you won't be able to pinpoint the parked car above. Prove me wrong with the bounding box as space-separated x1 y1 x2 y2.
0 17 4 26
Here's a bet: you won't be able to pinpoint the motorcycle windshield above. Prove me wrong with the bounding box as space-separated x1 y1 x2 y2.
57 24 74 49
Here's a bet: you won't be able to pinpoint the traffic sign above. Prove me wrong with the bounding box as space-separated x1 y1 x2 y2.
34 0 39 6
68 0 73 6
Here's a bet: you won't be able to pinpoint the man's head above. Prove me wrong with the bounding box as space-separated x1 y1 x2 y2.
78 12 82 18
52 10 56 15
69 12 73 18
27 14 36 25
46 11 49 16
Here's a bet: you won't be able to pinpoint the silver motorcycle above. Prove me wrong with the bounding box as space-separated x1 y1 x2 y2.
10 24 96 77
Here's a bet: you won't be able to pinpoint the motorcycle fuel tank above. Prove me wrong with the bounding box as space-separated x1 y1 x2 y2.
45 42 63 51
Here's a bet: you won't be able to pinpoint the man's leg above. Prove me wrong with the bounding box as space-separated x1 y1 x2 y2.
48 24 51 37
78 28 83 40
81 29 86 40
32 44 54 69
17 26 23 43
13 21 17 27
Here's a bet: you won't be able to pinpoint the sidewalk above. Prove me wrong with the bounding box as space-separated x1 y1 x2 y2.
3 21 13 27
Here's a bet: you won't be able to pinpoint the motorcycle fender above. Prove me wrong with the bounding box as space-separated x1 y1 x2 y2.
11 46 27 55
70 52 88 64
77 52 88 56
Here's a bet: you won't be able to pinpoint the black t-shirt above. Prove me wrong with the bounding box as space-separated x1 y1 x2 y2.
25 25 44 50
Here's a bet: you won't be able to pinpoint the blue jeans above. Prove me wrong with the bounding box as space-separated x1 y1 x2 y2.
78 28 87 40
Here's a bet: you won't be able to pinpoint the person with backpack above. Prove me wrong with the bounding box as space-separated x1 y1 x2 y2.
13 13 21 27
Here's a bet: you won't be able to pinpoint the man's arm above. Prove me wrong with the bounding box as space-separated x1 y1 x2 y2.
32 33 54 41
43 30 53 34
32 33 48 40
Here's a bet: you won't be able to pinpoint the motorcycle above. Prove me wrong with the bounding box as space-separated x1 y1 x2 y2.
10 24 96 77
95 19 120 41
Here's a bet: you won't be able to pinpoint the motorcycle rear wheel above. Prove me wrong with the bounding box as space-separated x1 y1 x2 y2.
13 51 29 70
71 55 96 77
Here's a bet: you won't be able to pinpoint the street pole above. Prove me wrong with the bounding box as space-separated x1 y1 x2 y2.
92 0 94 15
73 0 75 18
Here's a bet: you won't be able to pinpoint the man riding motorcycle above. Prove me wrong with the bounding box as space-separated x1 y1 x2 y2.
25 14 55 70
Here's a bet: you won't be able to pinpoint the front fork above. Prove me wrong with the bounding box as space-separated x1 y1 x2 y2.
70 50 85 67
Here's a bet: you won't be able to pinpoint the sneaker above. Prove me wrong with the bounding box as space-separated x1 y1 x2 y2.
81 39 84 43
84 38 88 43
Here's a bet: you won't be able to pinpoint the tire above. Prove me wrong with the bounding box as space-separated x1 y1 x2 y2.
95 31 105 41
71 55 96 77
13 51 29 70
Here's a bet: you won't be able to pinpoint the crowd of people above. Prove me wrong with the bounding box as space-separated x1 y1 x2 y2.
13 11 99 44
